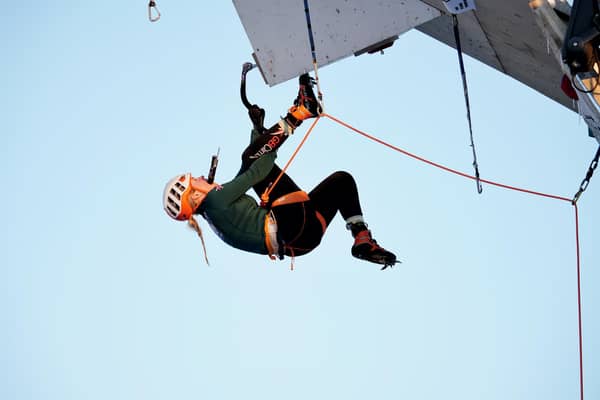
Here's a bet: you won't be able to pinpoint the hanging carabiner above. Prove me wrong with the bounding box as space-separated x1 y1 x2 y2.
148 1 161 22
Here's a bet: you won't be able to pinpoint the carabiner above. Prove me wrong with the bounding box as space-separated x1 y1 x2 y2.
148 1 161 22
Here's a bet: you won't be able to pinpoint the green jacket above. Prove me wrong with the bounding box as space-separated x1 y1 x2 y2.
199 137 275 255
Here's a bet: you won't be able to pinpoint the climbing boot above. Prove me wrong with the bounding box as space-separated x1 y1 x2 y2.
286 73 322 127
351 229 397 269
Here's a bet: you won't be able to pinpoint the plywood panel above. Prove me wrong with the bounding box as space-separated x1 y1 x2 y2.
233 0 441 85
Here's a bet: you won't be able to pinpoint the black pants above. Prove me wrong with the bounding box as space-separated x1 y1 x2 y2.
240 129 363 256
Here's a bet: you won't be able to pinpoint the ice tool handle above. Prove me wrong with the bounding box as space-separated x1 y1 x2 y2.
240 62 256 111
207 148 220 184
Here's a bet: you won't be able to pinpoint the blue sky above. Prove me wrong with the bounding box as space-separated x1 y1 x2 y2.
2 1 598 400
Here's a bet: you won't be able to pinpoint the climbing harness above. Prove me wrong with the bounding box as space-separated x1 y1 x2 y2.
572 144 600 204
452 14 483 194
270 192 322 271
262 190 330 269
148 1 160 22
271 190 310 207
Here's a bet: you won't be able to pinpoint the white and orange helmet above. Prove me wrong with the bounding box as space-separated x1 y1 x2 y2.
163 173 195 221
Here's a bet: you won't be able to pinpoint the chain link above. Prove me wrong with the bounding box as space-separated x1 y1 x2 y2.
572 145 600 204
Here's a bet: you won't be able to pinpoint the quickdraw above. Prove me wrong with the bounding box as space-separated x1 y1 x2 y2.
452 14 483 194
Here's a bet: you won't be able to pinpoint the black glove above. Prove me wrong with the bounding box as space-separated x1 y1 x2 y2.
248 105 265 132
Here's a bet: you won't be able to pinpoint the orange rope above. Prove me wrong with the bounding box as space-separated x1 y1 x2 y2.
260 117 322 205
574 204 585 400
323 113 572 202
258 112 587 399
256 109 587 399
322 112 586 400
